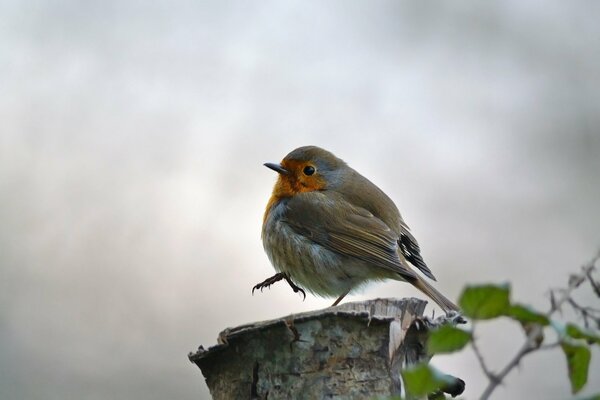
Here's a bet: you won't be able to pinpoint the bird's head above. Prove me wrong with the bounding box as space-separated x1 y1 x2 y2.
264 145 347 197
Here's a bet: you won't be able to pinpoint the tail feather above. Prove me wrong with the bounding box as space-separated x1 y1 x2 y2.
412 277 459 313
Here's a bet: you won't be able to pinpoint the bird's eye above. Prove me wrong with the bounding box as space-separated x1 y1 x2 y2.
303 165 316 176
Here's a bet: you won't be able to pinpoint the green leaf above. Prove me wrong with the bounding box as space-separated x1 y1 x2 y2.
506 304 550 325
573 394 600 400
565 324 600 345
401 364 452 396
427 325 472 355
561 341 591 394
428 392 447 400
458 283 510 319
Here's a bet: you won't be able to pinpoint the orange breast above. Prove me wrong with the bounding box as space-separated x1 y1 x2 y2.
263 193 283 225
263 160 326 224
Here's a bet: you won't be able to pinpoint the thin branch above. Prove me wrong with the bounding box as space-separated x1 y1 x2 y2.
566 298 600 330
477 251 600 400
586 267 600 297
547 253 599 316
583 251 600 298
470 331 497 383
479 325 541 400
567 298 600 315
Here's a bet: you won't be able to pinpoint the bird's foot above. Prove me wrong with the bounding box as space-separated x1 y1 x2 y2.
252 273 306 300
252 273 285 294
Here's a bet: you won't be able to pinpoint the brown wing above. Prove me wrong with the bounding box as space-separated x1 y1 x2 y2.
281 192 417 281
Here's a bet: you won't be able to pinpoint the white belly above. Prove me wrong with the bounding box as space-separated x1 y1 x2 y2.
262 207 387 297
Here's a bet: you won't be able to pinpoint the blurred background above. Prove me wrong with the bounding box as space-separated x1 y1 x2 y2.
1 1 599 399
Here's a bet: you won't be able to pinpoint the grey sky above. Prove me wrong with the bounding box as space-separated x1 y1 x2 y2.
1 1 599 399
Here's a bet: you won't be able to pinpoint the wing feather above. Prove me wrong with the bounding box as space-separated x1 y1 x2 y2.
399 222 436 280
282 193 417 281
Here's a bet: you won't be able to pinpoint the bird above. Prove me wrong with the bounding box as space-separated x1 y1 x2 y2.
254 145 459 312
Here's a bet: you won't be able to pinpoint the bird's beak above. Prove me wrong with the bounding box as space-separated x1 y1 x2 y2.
264 162 288 175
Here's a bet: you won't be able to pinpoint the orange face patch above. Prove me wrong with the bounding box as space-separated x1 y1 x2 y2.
272 159 326 198
263 159 326 224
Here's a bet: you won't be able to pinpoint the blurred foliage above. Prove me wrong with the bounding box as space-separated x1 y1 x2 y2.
426 325 471 355
401 364 453 398
402 260 600 399
458 283 510 319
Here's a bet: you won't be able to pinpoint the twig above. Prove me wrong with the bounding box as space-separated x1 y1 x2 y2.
477 252 600 400
566 297 600 329
547 253 599 316
567 298 600 315
586 267 600 297
470 328 497 383
479 324 541 400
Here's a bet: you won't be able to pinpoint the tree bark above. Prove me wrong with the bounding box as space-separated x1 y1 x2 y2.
189 297 462 399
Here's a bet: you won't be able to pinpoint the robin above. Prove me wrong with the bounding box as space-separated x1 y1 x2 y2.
253 145 459 312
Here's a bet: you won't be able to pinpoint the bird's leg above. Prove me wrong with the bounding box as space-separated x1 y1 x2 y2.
252 273 306 300
331 290 350 307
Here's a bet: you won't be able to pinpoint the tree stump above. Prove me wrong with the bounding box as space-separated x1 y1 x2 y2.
188 298 464 399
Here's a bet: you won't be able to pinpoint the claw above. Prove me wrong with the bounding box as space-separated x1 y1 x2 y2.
252 273 286 295
252 272 306 301
296 287 306 300
283 275 306 300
